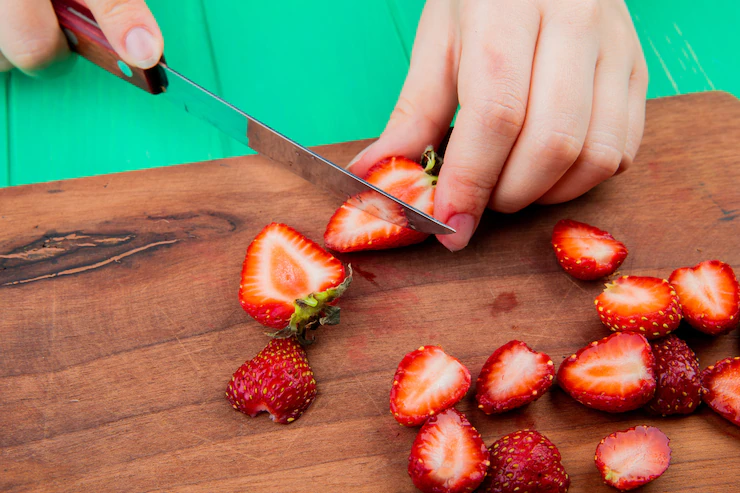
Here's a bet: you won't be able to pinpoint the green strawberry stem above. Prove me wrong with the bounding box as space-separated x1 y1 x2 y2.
421 145 443 182
268 265 354 345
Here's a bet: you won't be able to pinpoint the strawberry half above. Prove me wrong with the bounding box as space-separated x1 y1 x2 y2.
557 332 656 412
239 223 352 342
551 219 627 281
701 356 740 427
595 276 682 339
646 335 702 416
482 430 569 493
475 340 554 414
324 147 441 252
595 425 671 491
390 345 471 426
669 260 740 336
408 408 489 493
226 337 317 424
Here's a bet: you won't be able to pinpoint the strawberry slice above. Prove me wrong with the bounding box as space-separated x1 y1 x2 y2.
669 260 740 335
482 430 569 493
226 337 317 424
551 219 628 281
595 276 682 339
646 335 702 416
557 332 656 412
701 356 740 427
239 223 352 342
475 340 554 414
595 425 671 491
325 148 440 252
408 408 489 493
390 345 471 426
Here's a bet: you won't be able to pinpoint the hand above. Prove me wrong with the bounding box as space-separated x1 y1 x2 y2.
348 0 648 251
0 0 163 75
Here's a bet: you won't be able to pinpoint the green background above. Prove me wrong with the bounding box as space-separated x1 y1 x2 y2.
1 0 737 188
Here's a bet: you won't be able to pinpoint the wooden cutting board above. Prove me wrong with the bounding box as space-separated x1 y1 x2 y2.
1 92 739 493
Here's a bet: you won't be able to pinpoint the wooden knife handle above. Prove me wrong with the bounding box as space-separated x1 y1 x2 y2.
51 0 165 94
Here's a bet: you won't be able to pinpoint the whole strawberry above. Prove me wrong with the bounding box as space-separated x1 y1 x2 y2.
646 335 702 416
483 430 569 493
226 337 317 424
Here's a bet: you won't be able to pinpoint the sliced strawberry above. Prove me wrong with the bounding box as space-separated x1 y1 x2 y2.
669 260 740 335
551 219 628 281
226 337 317 424
408 408 489 493
475 340 554 414
595 276 682 339
646 335 702 416
325 148 440 252
390 345 471 426
557 332 656 412
595 425 671 491
701 356 740 427
482 430 569 493
239 223 352 342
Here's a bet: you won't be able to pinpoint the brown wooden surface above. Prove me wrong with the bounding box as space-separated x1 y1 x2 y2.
1 92 739 492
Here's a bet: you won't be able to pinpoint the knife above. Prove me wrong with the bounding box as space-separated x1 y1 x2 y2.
50 0 455 236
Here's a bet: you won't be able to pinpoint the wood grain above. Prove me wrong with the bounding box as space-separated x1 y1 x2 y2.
1 92 739 492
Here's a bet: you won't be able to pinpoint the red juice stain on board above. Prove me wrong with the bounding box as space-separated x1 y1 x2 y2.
491 292 518 317
352 264 378 286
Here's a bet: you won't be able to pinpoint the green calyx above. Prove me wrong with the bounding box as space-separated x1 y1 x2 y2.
421 145 443 183
268 265 354 345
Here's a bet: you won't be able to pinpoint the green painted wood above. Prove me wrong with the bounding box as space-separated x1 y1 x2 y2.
0 73 8 188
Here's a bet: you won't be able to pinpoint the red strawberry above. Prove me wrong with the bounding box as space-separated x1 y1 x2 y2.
701 356 740 426
239 223 352 342
390 345 471 426
595 425 671 491
669 260 740 335
482 430 569 493
551 219 627 281
557 332 656 412
646 335 702 416
595 276 682 339
324 147 441 252
226 337 317 424
408 408 489 493
475 340 555 414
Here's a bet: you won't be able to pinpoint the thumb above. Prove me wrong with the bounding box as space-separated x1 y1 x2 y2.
346 0 459 177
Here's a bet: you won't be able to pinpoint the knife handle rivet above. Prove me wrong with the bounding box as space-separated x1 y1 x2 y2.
117 60 133 78
62 28 78 47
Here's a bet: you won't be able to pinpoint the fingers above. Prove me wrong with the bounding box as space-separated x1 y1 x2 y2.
489 2 601 213
85 0 163 69
0 0 70 75
346 0 459 177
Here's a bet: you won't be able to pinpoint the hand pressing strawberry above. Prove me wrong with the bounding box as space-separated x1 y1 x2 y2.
325 147 441 252
646 335 702 416
239 223 352 343
390 345 471 426
701 356 740 427
226 337 317 424
408 408 489 493
552 219 628 280
595 425 671 491
475 340 554 414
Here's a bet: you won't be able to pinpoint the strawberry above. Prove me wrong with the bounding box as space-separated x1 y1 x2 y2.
390 345 471 426
239 223 352 342
701 356 740 427
595 276 682 339
646 335 702 416
557 332 656 412
669 260 740 336
324 147 441 252
551 219 627 281
408 408 489 493
595 425 671 491
475 340 554 414
226 337 317 424
482 430 569 493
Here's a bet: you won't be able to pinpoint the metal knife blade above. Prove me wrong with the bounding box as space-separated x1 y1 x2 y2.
156 64 454 235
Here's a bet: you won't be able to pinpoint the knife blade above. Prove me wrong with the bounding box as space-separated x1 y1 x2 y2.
51 0 455 236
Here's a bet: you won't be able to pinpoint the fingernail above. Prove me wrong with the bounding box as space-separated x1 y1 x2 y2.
346 142 374 170
437 214 476 252
125 27 158 68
